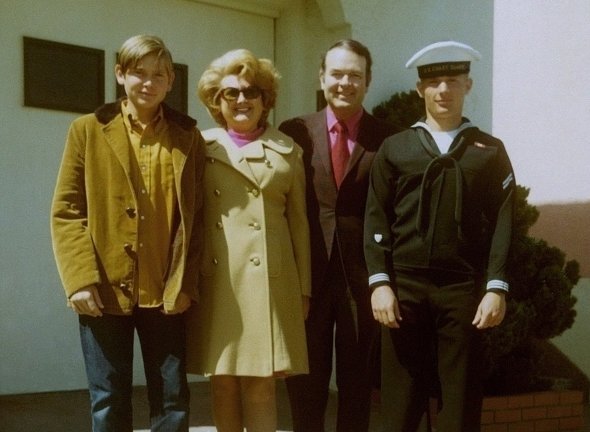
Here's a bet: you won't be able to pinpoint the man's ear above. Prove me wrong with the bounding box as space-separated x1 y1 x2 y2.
115 65 125 85
167 70 175 92
416 80 424 98
319 69 325 90
465 77 473 94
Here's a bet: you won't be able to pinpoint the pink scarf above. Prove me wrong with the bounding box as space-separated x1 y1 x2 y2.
228 127 265 148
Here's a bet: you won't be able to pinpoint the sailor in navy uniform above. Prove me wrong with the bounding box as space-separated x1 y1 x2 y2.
364 41 515 432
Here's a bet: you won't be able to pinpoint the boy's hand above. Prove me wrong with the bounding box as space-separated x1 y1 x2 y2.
472 291 506 329
371 285 402 328
162 292 192 315
69 285 104 317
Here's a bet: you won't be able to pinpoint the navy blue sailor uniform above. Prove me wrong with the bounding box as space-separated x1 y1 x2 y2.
363 119 515 431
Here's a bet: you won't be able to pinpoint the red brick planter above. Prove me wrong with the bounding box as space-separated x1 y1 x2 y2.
480 390 585 431
375 389 586 431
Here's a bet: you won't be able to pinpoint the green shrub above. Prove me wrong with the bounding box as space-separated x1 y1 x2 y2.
372 90 424 131
483 186 580 394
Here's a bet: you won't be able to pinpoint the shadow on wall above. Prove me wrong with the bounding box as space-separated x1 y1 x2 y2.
528 201 590 277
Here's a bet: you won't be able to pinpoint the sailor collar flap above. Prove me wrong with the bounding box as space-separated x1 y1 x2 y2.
412 120 477 158
412 122 481 240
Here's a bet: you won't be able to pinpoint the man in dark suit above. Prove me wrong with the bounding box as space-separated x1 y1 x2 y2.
279 39 398 432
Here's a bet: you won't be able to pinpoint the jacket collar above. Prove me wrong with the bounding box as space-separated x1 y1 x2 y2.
203 127 294 185
311 108 370 186
412 117 476 157
95 98 196 131
98 99 196 178
204 127 293 157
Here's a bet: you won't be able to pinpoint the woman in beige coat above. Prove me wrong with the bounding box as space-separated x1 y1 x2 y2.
185 49 311 432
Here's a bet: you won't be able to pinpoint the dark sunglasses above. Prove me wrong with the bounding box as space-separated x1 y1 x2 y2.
220 86 262 101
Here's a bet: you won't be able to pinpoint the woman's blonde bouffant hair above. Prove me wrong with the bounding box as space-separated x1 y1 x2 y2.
198 49 280 127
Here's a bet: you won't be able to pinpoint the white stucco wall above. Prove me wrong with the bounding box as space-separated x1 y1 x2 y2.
493 0 590 204
275 0 350 122
339 0 494 131
492 1 590 381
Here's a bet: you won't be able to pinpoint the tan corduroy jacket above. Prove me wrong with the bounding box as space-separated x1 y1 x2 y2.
51 100 205 314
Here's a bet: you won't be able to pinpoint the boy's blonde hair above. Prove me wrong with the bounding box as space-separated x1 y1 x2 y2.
198 49 280 127
117 35 174 75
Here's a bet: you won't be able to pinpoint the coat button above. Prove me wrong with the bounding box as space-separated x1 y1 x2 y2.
123 243 133 251
216 221 223 229
209 158 215 164
214 189 221 197
125 207 136 218
251 188 260 197
250 257 261 266
250 222 261 230
213 258 218 265
119 282 128 290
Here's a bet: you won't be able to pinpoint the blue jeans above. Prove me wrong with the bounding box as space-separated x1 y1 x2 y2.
79 308 189 432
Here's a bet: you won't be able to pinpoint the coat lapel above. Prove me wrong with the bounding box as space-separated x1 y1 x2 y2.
102 115 193 195
204 128 258 185
169 122 192 196
102 116 132 177
309 109 371 186
243 132 294 186
347 111 370 172
309 111 333 179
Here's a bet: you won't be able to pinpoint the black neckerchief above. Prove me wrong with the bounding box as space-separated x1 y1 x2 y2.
412 119 479 240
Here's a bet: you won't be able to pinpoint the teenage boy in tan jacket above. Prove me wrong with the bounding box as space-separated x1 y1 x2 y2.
51 34 204 431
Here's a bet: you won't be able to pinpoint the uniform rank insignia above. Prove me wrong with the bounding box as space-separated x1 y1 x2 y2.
502 173 514 190
374 234 383 243
474 141 487 149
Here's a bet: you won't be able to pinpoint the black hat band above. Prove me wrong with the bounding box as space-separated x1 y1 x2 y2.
418 61 470 79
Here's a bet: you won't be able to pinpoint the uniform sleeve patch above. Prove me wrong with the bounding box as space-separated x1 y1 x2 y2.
502 173 514 190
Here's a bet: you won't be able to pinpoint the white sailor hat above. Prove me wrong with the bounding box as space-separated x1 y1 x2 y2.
406 41 481 79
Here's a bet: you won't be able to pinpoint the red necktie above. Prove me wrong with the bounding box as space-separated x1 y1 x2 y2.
331 121 349 188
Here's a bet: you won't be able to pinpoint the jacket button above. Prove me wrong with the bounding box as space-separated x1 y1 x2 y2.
123 243 133 251
125 207 136 218
213 258 218 265
119 282 128 290
250 257 261 266
216 221 223 229
250 222 261 230
214 189 221 197
251 188 259 197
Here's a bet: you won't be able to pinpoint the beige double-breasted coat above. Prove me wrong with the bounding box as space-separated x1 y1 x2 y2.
185 126 311 377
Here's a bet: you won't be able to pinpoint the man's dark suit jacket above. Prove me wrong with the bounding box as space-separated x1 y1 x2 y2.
279 109 397 301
